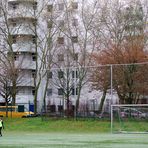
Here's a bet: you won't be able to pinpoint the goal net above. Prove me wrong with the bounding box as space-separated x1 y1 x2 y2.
111 104 148 134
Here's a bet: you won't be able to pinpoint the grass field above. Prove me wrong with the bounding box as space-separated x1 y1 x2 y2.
1 132 148 148
0 118 148 148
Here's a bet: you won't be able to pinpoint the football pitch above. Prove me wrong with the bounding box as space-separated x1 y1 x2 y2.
0 132 148 148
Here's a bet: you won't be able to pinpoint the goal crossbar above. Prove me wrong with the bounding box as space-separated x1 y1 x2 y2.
111 104 148 107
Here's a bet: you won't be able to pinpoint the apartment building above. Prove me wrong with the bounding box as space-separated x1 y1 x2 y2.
0 0 95 113
0 0 38 111
43 0 95 112
0 0 147 114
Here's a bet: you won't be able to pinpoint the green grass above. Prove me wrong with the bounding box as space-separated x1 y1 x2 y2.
3 117 148 133
0 132 148 148
113 119 148 132
0 118 148 148
3 117 110 133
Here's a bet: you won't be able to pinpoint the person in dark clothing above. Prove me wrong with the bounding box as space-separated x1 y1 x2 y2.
0 118 4 137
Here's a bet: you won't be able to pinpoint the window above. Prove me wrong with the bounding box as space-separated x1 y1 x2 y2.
57 37 64 44
33 2 37 10
32 88 35 95
11 19 17 27
71 36 78 43
72 2 78 9
9 35 17 44
47 21 53 28
72 88 78 95
72 70 78 78
58 88 63 95
50 105 56 112
32 36 37 44
32 70 36 78
12 3 18 9
58 105 63 112
58 3 64 11
12 22 16 27
8 3 18 10
47 89 52 96
33 21 37 26
73 53 78 61
58 54 64 61
47 5 53 12
58 20 64 28
72 71 74 78
32 53 37 61
72 88 75 95
76 88 78 95
18 88 26 95
72 18 78 26
76 71 78 78
58 71 64 79
12 36 16 44
47 71 52 79
14 53 19 61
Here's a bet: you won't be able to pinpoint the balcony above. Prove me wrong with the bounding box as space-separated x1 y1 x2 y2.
8 17 36 24
17 78 34 87
8 8 36 20
8 0 37 3
12 43 35 53
10 25 35 36
15 57 36 70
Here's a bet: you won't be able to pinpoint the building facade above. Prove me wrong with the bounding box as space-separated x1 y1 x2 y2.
0 0 147 114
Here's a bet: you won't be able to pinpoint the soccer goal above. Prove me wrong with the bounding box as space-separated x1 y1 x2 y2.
111 104 148 134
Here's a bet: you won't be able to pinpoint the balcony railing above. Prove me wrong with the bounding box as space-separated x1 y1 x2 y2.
8 9 36 20
12 43 36 53
8 0 37 3
10 25 35 35
15 58 36 70
16 78 35 87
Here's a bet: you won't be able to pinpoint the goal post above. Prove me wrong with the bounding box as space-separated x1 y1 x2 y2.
111 104 148 134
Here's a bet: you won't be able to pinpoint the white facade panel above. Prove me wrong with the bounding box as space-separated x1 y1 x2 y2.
15 56 36 69
12 43 35 53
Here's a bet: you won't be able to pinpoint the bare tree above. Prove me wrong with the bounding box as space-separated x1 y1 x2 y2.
0 0 27 106
25 0 65 114
91 0 148 107
90 54 111 114
47 0 103 117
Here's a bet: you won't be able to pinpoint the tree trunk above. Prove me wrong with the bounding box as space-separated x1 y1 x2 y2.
66 98 70 118
98 89 107 114
75 87 81 116
11 81 17 106
5 100 8 117
42 77 49 112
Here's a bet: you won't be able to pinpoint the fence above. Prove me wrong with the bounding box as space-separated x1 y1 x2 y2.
41 62 148 119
